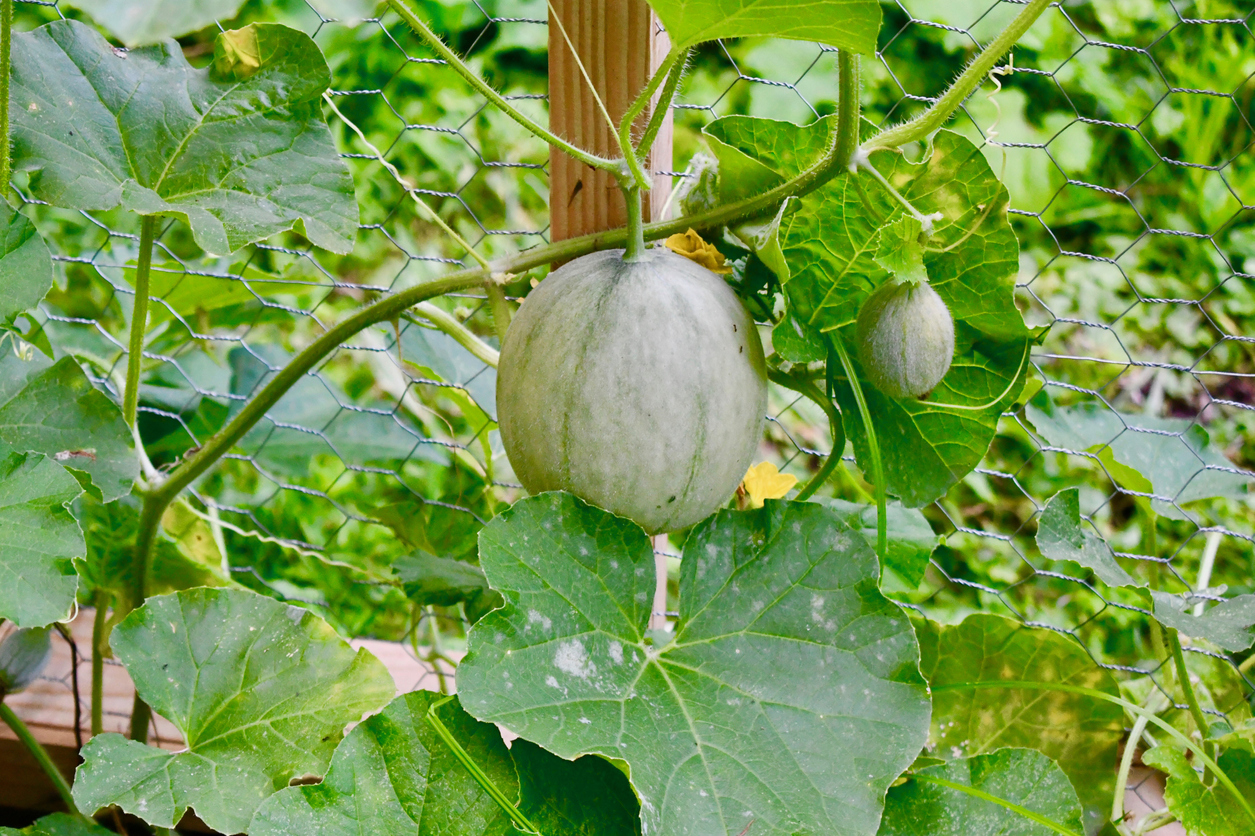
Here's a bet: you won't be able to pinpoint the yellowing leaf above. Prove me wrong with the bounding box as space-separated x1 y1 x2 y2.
664 228 733 274
213 26 262 81
741 461 798 508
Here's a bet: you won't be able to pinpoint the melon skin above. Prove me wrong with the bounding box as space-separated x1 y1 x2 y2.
856 279 955 399
497 248 767 534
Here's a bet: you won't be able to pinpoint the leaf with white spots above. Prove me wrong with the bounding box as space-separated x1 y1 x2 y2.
72 587 395 834
456 493 931 836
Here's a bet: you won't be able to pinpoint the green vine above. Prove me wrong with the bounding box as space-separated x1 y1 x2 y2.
122 216 157 428
122 0 1056 743
861 0 1052 154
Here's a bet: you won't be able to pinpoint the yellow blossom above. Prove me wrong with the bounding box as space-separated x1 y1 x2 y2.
740 461 798 509
664 228 733 274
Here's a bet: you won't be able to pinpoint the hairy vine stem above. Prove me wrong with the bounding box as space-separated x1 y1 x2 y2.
635 47 689 160
834 50 860 171
123 4 1052 741
861 0 1053 153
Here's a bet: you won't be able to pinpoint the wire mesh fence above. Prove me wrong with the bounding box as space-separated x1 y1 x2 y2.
13 0 1255 746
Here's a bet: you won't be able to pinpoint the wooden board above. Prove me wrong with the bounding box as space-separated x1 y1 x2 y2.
548 0 672 242
0 610 456 815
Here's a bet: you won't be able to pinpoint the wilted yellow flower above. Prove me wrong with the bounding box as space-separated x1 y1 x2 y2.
664 228 733 274
740 461 798 509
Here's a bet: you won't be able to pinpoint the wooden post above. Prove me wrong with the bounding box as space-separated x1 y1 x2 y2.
548 0 672 242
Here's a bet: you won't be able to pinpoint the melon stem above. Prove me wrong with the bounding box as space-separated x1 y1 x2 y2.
623 182 648 262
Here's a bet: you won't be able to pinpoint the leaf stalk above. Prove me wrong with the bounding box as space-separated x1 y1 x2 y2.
834 50 860 171
1167 628 1217 774
405 303 500 368
122 216 157 428
91 590 110 736
861 0 1053 153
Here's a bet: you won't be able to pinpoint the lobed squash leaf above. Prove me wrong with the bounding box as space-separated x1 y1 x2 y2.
1141 745 1255 836
457 492 930 836
1036 488 1140 588
72 588 395 834
0 204 53 326
11 20 358 256
249 691 519 836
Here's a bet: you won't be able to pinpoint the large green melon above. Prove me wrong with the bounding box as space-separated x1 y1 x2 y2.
497 247 767 534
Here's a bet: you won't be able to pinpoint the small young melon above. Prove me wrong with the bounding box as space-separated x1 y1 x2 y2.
497 248 767 534
856 278 955 399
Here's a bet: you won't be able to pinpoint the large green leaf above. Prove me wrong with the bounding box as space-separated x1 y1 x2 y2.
1141 745 1255 836
922 614 1124 834
0 453 84 628
878 748 1085 836
511 739 642 836
250 691 518 836
12 20 358 256
0 205 53 325
0 351 137 502
1036 489 1139 588
0 814 114 836
60 0 247 46
72 588 395 833
1026 393 1249 518
709 118 1032 506
1151 590 1255 653
644 0 881 54
457 493 931 836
